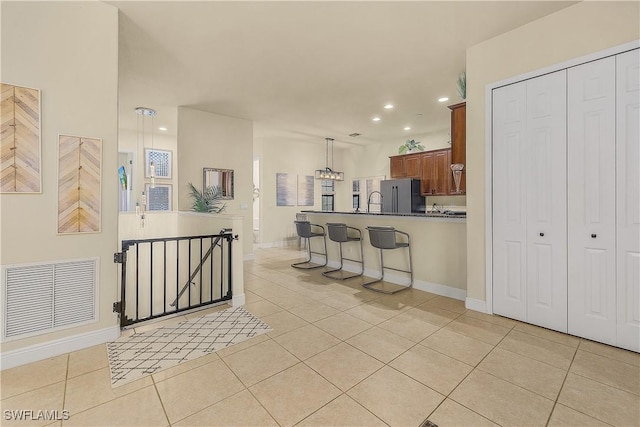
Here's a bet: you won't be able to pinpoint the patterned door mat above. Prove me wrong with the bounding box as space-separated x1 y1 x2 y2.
107 306 271 387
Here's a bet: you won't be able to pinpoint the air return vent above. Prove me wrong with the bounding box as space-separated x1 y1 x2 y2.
2 258 98 342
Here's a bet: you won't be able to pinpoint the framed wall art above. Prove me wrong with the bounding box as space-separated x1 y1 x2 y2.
276 173 296 206
1 83 41 193
145 148 172 179
297 175 314 206
145 183 172 211
58 134 102 234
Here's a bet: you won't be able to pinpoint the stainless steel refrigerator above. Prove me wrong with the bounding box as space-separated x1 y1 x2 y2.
380 178 423 214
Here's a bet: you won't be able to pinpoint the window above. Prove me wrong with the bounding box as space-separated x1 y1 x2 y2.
321 180 335 212
352 175 385 212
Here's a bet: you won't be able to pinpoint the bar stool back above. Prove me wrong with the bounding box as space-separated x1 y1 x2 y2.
322 223 364 280
291 221 328 269
362 226 413 294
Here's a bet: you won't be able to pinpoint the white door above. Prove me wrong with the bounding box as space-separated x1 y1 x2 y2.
525 70 568 332
567 56 617 345
616 49 640 352
493 81 528 322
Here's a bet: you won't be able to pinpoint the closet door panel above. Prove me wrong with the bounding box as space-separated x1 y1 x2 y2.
492 81 527 321
525 70 568 332
616 49 640 352
567 56 616 345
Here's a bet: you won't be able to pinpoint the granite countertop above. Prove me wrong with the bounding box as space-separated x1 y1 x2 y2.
301 210 466 219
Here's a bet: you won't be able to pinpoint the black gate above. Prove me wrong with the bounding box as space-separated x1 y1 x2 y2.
113 229 237 328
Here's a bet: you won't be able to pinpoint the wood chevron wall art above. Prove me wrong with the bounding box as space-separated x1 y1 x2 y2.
58 134 102 234
1 83 42 193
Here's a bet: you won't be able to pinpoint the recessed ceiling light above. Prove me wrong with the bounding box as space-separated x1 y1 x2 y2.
438 97 449 103
158 126 168 131
383 104 394 109
372 117 381 122
404 126 411 131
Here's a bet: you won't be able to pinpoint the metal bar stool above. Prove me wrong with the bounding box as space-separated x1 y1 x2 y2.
295 213 308 249
322 223 364 280
362 226 413 294
291 221 328 269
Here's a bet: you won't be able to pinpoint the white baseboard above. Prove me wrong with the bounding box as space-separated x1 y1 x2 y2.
232 293 246 307
257 239 298 249
465 298 489 313
0 326 120 370
313 256 467 301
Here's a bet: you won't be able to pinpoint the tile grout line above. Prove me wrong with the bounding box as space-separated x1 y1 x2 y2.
432 315 519 426
151 375 172 426
544 342 580 427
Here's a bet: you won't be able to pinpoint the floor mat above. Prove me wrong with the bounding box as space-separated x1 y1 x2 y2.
107 306 271 387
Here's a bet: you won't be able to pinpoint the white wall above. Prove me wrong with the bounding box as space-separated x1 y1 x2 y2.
0 2 119 352
465 1 639 303
177 107 253 257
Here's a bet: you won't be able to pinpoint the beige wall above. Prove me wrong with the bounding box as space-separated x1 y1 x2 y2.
177 107 253 257
256 137 338 246
0 2 119 350
466 1 639 303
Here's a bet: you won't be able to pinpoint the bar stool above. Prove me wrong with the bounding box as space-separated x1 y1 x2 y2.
362 226 413 294
295 213 308 249
291 221 328 269
322 223 364 280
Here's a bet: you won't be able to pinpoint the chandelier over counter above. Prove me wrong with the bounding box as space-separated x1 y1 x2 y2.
315 137 344 181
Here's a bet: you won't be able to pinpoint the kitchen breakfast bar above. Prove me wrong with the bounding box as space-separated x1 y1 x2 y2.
301 211 467 300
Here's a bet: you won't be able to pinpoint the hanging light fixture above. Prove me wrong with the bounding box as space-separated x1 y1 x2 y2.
135 107 157 189
314 137 344 181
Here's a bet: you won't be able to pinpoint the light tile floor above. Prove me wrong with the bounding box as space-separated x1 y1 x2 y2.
1 247 639 427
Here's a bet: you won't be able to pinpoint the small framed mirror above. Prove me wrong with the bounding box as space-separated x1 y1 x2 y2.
203 168 234 199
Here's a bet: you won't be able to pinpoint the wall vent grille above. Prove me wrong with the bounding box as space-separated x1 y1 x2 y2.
2 258 98 342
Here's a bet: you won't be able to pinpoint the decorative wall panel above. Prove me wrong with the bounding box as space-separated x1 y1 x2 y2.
58 135 102 234
1 83 41 193
297 175 314 206
276 173 296 206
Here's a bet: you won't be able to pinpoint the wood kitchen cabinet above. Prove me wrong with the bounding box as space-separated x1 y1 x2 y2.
389 153 422 179
448 101 466 193
420 149 452 196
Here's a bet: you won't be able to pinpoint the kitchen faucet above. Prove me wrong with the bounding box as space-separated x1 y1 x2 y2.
367 191 383 213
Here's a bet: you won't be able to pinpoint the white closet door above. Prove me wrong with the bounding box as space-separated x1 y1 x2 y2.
568 56 617 345
493 81 528 322
616 49 640 352
526 70 568 332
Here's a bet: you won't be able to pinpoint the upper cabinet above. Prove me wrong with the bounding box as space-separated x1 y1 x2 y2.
421 149 451 195
389 152 422 179
448 102 466 193
388 102 466 195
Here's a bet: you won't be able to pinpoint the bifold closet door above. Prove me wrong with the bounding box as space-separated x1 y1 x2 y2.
493 70 567 332
524 71 567 332
567 56 617 346
616 49 640 352
493 81 528 322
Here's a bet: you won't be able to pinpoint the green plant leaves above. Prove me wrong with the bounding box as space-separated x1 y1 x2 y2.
187 182 227 213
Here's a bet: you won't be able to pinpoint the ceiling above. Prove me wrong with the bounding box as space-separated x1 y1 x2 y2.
113 1 576 147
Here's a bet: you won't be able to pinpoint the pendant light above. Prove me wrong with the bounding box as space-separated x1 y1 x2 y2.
314 137 344 181
135 107 157 189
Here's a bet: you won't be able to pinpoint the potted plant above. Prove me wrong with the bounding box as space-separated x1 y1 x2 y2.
398 139 425 154
187 182 227 213
457 71 466 100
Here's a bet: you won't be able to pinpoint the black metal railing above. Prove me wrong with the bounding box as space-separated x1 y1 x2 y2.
114 229 237 328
